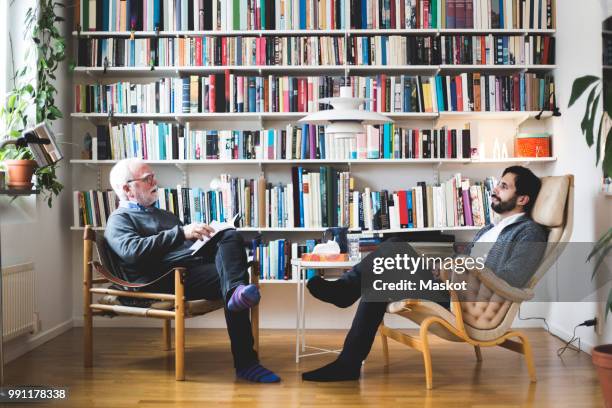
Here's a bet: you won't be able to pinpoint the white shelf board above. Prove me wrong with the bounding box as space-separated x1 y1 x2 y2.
72 29 348 37
259 280 297 284
68 158 557 166
72 28 556 37
72 111 551 123
524 64 556 70
74 64 555 77
471 157 557 163
439 111 552 120
350 28 438 35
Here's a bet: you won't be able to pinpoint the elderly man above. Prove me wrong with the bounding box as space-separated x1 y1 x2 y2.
302 166 548 382
105 158 279 383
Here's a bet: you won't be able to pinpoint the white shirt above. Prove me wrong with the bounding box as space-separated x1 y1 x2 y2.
469 213 525 260
476 212 525 244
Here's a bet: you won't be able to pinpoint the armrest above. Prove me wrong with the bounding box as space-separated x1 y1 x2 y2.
469 267 534 302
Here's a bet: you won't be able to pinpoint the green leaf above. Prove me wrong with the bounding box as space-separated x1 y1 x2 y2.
7 94 16 110
569 75 600 107
581 88 598 144
596 115 604 164
48 105 62 119
604 125 612 178
607 289 612 319
586 94 601 147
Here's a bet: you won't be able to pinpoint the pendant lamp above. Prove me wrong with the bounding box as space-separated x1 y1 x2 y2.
299 86 393 139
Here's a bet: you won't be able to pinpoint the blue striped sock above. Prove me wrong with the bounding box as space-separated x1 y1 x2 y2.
227 284 260 312
236 363 280 383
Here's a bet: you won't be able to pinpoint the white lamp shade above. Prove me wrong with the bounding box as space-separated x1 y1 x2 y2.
299 86 393 139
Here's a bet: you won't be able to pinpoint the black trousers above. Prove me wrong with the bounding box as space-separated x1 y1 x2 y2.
146 229 258 369
330 241 450 368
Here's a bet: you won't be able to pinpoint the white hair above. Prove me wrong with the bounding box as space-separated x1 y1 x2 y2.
109 158 143 201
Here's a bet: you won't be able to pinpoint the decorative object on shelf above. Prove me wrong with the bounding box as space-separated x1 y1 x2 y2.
299 86 393 139
568 75 612 177
500 142 509 159
323 227 349 253
515 132 552 158
534 91 561 119
492 138 501 159
603 176 612 194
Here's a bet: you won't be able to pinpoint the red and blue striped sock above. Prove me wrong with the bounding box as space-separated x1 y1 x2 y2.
227 284 260 312
236 363 280 383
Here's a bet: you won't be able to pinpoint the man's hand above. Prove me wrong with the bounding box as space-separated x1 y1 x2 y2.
182 223 215 241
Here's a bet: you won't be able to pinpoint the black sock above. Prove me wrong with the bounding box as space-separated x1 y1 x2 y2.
307 276 360 308
302 359 361 382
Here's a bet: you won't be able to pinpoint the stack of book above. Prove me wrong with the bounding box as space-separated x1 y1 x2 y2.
348 36 441 65
73 190 120 228
354 174 497 231
348 0 555 29
440 34 555 66
77 36 345 67
91 122 472 161
77 0 348 32
75 72 555 115
251 238 293 281
73 172 497 231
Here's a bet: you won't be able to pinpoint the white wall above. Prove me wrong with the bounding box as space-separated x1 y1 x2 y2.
542 0 612 350
1 0 74 362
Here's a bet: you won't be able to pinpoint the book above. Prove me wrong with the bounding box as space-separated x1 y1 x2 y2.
189 213 240 255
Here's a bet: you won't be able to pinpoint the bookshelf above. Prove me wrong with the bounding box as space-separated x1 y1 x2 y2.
71 0 558 282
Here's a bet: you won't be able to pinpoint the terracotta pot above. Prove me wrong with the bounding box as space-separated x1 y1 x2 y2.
593 344 612 408
5 160 37 190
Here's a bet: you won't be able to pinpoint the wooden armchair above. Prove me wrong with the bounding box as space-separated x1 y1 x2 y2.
379 175 574 389
82 225 260 380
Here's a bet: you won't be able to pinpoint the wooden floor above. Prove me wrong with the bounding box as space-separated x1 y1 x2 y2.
5 327 603 407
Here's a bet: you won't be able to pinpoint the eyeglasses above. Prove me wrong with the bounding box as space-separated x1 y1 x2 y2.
127 173 156 185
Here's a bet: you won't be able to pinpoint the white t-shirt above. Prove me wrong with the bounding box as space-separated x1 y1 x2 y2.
469 213 525 260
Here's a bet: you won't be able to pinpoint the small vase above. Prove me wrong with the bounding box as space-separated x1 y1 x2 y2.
593 344 612 408
5 160 37 190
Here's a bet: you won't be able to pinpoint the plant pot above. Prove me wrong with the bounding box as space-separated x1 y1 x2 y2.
593 344 612 408
5 160 37 190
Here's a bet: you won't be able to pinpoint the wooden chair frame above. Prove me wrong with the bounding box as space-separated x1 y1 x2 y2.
378 291 535 390
83 226 260 380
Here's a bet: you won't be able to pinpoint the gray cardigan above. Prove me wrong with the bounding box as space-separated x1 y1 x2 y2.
461 215 549 288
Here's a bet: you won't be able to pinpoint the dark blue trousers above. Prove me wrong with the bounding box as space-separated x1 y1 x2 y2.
147 229 257 369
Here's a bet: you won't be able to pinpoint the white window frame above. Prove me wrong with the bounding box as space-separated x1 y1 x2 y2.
0 0 8 105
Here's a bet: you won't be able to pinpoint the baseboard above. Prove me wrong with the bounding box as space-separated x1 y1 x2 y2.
548 320 596 355
4 319 74 363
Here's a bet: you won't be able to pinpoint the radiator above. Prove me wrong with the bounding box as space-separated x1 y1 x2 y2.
2 263 36 341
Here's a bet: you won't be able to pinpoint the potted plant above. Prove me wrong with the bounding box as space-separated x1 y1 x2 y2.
0 0 65 205
569 76 612 407
0 85 37 189
588 229 612 408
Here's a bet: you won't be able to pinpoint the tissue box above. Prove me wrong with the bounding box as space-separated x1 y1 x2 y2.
515 133 551 158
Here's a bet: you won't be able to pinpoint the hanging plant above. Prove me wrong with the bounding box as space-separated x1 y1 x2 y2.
0 0 66 206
